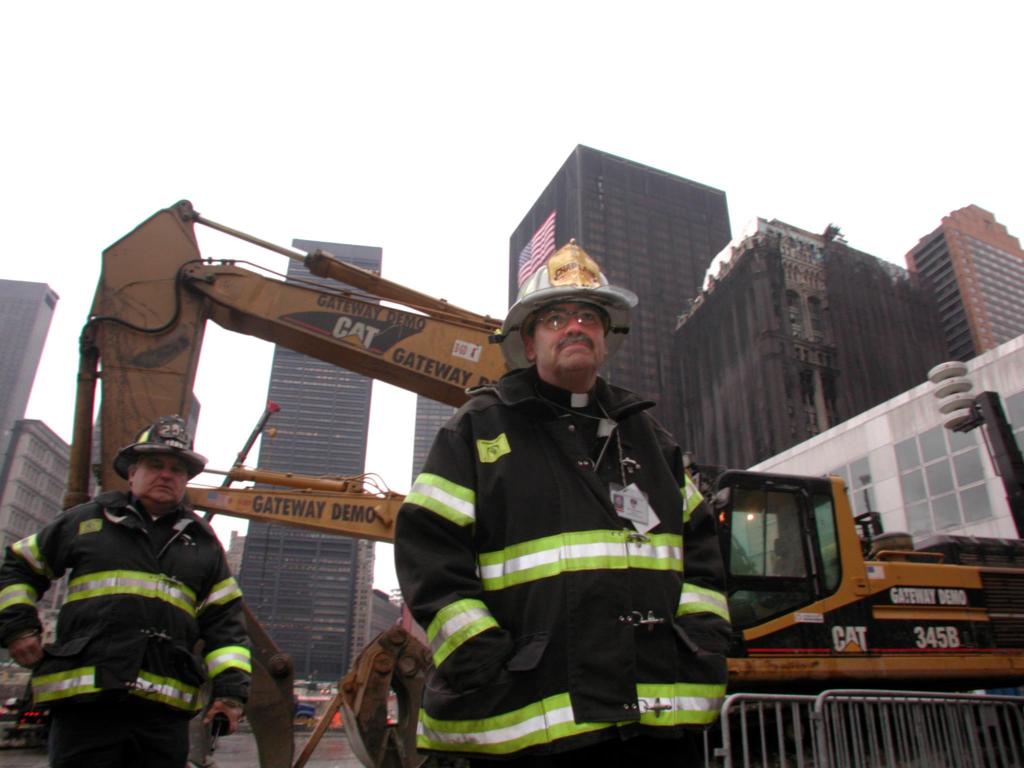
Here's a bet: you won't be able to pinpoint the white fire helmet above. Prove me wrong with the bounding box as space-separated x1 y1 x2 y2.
495 240 638 370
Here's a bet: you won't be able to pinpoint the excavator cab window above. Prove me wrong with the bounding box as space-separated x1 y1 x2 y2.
727 488 807 577
812 492 841 592
719 472 839 629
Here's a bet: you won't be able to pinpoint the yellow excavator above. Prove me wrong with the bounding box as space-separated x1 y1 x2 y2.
65 202 1024 767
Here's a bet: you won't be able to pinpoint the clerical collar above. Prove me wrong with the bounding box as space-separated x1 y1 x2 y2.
534 377 596 411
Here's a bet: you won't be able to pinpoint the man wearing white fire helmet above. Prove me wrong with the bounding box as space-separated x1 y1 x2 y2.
396 241 730 764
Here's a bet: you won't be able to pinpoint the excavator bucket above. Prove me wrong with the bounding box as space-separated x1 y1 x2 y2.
339 625 431 768
243 604 296 768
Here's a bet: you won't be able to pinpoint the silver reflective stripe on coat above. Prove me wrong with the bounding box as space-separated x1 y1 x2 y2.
417 683 726 754
477 530 682 591
426 598 499 668
131 669 200 711
418 693 599 754
0 583 37 612
205 645 253 678
11 534 47 576
677 583 730 621
198 576 242 614
65 569 197 616
406 473 476 527
32 667 101 703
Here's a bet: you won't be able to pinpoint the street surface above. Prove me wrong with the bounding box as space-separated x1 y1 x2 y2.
212 729 364 767
0 729 364 768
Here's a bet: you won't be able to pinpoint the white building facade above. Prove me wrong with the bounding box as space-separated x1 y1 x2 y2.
753 335 1024 541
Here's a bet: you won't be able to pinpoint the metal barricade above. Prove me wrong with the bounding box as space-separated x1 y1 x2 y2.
816 690 1024 768
713 692 820 768
708 690 1024 768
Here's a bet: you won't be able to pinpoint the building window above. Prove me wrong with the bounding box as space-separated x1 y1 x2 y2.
906 501 931 534
931 493 961 529
925 458 955 496
895 426 991 534
900 468 926 503
894 437 919 473
808 297 823 341
837 456 875 518
1006 391 1024 449
960 484 992 523
787 291 803 338
952 448 984 486
919 426 946 463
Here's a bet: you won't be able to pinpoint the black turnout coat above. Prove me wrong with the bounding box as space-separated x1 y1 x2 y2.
0 491 250 713
396 367 730 759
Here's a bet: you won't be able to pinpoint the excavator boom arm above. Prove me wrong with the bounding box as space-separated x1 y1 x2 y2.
186 486 401 543
71 200 507 495
183 260 505 407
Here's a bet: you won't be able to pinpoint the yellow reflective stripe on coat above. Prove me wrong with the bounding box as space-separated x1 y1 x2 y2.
426 598 499 668
11 534 48 576
681 474 704 524
0 583 37 612
477 530 682 591
419 692 607 755
406 473 476 527
66 570 197 616
676 583 730 621
417 683 725 755
205 645 252 678
32 666 102 703
130 669 201 711
635 682 726 726
198 576 243 614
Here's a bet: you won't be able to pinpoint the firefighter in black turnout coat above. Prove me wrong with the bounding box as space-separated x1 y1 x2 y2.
0 416 250 768
396 242 730 764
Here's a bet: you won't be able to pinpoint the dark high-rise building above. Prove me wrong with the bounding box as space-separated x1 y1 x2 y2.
238 243 380 682
411 396 455 482
906 205 1024 361
673 219 947 469
509 146 731 403
369 588 401 638
0 280 58 468
225 531 245 576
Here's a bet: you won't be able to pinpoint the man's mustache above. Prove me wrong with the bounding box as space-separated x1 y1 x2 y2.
557 333 594 352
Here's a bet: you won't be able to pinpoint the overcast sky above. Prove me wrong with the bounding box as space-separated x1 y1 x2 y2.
3 2 1021 593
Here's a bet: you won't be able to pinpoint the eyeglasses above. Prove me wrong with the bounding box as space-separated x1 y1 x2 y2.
534 307 608 332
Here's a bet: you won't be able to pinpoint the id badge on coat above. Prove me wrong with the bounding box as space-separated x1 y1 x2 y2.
610 483 660 534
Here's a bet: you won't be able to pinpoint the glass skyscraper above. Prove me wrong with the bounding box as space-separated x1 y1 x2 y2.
509 145 731 405
237 243 380 682
0 280 58 470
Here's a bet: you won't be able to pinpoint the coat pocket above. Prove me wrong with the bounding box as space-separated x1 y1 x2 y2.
675 614 730 655
42 635 91 659
506 631 549 672
140 640 205 689
424 631 551 720
35 634 94 680
674 620 729 686
171 643 206 687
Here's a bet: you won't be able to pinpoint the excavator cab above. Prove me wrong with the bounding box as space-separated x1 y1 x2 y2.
717 471 842 632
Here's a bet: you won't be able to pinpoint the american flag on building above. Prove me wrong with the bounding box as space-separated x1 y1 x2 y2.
516 210 557 287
